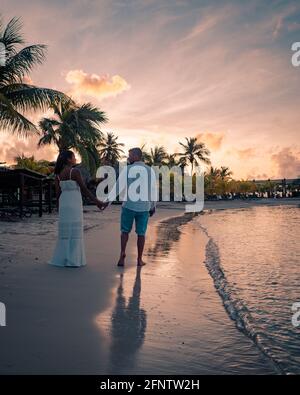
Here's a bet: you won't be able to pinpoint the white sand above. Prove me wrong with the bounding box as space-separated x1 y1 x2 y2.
0 199 298 374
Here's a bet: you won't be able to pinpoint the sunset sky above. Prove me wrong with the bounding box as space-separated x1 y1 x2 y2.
1 0 300 179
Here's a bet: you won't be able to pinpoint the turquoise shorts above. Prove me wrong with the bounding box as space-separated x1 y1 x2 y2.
121 207 149 236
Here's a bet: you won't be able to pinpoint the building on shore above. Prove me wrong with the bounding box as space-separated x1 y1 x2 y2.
0 168 54 219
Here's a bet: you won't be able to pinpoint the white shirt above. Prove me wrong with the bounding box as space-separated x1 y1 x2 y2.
107 161 157 212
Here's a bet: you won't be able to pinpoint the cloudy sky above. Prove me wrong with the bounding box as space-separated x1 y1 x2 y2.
1 0 300 179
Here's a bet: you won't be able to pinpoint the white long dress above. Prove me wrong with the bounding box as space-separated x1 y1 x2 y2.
49 171 86 267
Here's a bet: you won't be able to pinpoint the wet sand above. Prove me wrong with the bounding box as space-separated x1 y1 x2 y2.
1 199 298 374
95 212 275 374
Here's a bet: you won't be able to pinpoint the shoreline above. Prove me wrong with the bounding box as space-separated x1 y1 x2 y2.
196 203 300 374
94 209 275 374
157 197 300 212
152 211 281 374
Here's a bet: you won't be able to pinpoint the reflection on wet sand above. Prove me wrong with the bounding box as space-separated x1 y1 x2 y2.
96 211 274 374
147 213 197 258
107 268 146 373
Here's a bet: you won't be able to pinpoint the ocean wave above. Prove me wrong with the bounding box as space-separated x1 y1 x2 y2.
199 222 287 375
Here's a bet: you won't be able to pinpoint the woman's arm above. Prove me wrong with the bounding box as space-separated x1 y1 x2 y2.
54 177 61 209
72 168 103 209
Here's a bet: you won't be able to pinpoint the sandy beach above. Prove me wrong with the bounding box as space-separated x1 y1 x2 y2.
0 198 299 374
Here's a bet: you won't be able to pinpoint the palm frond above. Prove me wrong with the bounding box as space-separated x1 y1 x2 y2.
0 17 72 138
38 117 61 147
76 103 108 124
37 99 106 172
0 102 37 136
1 45 46 83
1 17 24 56
3 84 70 112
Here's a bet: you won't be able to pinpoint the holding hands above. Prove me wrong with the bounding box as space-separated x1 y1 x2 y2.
149 207 156 217
96 200 109 211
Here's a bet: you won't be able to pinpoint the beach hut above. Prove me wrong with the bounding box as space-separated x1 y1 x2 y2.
0 168 54 218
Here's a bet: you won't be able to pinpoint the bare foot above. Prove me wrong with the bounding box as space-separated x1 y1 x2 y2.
117 253 126 267
137 259 146 267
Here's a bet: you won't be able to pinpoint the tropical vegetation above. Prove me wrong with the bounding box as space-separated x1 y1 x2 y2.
98 132 125 166
38 101 106 175
14 154 53 175
0 17 69 136
177 137 211 174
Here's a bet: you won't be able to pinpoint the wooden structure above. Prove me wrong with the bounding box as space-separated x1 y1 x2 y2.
0 168 54 218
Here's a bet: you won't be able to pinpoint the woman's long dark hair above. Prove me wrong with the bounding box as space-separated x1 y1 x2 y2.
54 150 74 175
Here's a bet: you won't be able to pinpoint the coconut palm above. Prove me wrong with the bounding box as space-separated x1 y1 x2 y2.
177 137 210 175
0 17 69 136
208 166 220 178
98 132 125 166
14 154 53 175
147 146 168 166
38 100 106 175
204 166 219 197
166 153 180 168
140 144 151 164
220 166 233 180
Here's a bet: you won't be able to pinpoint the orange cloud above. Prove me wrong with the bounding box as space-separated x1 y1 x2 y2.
195 132 224 150
234 147 256 160
271 147 300 178
246 172 269 180
65 70 130 101
0 135 57 165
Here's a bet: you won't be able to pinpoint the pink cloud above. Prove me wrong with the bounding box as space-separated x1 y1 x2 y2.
271 147 300 178
234 147 257 160
0 135 57 165
195 132 225 150
65 70 130 101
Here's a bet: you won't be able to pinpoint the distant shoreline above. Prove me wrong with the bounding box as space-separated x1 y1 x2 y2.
157 197 300 213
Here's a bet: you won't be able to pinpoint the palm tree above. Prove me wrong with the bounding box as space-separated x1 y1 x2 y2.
0 17 69 136
98 132 125 166
177 137 210 175
208 166 220 178
220 166 232 180
147 146 168 166
38 100 106 175
140 144 151 164
204 166 219 197
166 153 180 168
14 154 53 175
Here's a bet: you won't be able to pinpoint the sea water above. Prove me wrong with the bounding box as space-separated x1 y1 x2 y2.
198 205 300 374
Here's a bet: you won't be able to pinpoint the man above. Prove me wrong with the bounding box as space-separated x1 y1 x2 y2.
106 148 157 267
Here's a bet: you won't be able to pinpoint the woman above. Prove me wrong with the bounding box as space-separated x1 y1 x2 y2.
49 150 104 267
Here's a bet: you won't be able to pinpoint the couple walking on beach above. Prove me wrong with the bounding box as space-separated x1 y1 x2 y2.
49 148 157 268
